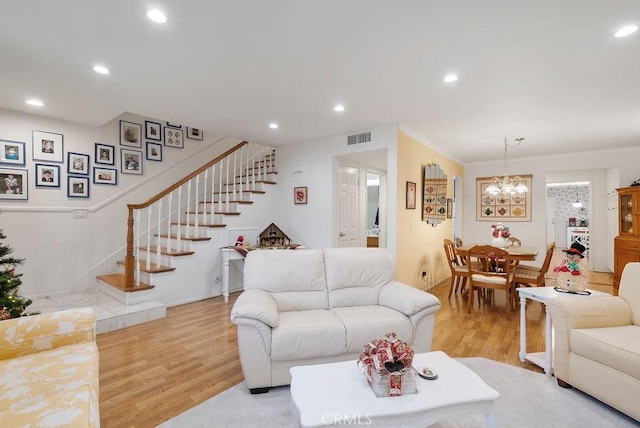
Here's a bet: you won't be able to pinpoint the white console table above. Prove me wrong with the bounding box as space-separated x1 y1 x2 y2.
517 286 609 376
221 248 246 302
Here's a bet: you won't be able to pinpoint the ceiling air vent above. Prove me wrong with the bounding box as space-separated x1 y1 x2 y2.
347 132 371 146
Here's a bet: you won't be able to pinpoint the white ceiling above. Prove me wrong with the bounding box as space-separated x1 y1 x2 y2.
1 1 639 163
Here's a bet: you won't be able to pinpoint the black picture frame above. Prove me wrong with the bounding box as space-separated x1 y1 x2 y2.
95 143 115 165
406 181 416 209
93 167 118 185
67 152 90 176
32 130 64 163
120 120 142 148
166 122 182 129
121 149 143 175
186 127 204 141
164 127 184 149
0 140 26 166
146 142 162 162
145 120 162 141
68 176 90 198
35 164 60 188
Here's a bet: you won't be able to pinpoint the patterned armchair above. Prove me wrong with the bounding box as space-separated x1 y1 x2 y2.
0 308 99 427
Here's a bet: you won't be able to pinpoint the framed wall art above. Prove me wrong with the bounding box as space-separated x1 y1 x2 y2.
164 127 184 148
186 127 203 141
120 120 142 148
0 168 28 199
95 143 115 165
68 176 89 198
0 140 25 166
146 142 162 161
406 181 416 209
121 149 143 175
67 152 90 175
93 167 117 185
166 122 182 129
476 174 532 222
145 120 162 141
32 130 64 163
35 164 60 188
447 198 453 219
294 186 307 204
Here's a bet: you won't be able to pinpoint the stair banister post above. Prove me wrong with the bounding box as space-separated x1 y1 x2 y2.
176 185 182 252
125 206 136 288
147 206 152 270
218 159 223 214
251 144 256 190
186 180 192 239
135 209 141 287
166 191 173 254
210 164 215 224
194 175 200 231
225 155 230 212
202 170 208 226
155 200 162 268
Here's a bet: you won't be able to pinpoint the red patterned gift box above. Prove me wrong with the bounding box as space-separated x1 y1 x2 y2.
358 332 417 397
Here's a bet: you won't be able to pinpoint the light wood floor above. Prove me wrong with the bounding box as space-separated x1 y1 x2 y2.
97 253 613 427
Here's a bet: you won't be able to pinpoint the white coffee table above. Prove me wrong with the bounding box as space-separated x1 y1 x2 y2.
289 351 500 427
517 286 610 376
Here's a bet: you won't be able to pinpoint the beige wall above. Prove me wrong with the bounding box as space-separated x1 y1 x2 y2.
395 131 463 290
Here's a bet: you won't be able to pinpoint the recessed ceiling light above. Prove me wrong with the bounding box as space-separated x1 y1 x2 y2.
334 104 345 112
269 123 278 129
444 74 458 83
93 65 109 74
615 25 638 38
25 99 44 107
147 9 167 23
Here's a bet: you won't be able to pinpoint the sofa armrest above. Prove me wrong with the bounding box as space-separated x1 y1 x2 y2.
230 289 279 328
546 296 633 330
0 308 96 361
378 281 441 316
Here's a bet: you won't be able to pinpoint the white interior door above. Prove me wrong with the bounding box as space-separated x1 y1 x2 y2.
337 163 359 247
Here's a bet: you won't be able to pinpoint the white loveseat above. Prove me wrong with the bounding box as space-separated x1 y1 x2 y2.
547 262 640 422
230 247 441 393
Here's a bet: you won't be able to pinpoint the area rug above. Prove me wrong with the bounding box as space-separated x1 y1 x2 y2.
158 358 638 427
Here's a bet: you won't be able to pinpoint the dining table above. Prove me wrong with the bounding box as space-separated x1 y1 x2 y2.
456 244 539 262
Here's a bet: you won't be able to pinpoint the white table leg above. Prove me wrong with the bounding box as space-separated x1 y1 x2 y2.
222 254 230 303
484 409 498 428
519 293 526 363
544 304 553 376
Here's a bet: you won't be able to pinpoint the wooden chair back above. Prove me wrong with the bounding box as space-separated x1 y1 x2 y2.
467 245 517 313
507 237 522 246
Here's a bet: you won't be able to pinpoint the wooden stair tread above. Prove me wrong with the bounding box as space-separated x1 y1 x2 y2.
170 222 226 228
97 274 154 292
200 200 253 204
212 190 265 195
117 259 175 274
186 211 240 216
139 246 195 256
157 234 211 242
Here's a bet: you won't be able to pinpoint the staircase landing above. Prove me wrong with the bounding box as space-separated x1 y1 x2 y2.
29 289 166 334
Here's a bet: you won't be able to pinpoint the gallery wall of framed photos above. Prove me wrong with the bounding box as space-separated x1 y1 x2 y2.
0 111 207 203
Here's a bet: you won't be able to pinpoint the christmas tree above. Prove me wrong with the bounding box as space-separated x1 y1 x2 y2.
0 230 33 319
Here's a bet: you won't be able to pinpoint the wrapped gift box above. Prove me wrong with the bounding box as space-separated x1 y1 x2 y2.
365 365 417 398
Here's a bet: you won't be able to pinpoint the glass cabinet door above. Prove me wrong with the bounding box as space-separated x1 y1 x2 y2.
620 192 633 234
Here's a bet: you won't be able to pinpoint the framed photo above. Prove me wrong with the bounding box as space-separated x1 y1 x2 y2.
68 176 89 198
0 140 25 166
32 130 64 163
0 168 28 199
93 167 117 185
35 164 60 188
95 143 115 165
164 127 184 148
120 120 142 148
145 120 162 141
476 174 532 222
121 149 143 175
447 198 453 219
406 181 416 209
146 142 162 162
294 186 307 205
166 122 182 129
186 127 204 141
67 152 90 175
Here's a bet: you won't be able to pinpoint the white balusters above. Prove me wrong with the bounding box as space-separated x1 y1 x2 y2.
186 180 192 238
202 170 208 225
166 191 173 252
194 175 200 232
146 207 152 271
155 199 162 267
176 185 182 251
135 209 141 287
210 163 216 224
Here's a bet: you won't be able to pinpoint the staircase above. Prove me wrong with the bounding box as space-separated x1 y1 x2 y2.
96 141 277 321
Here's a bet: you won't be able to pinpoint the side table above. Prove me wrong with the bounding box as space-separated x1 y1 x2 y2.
517 286 609 376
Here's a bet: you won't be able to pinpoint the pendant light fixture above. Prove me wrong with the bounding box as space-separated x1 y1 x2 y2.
572 186 583 208
485 137 528 195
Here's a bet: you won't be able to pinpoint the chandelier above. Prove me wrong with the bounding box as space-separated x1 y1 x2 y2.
485 137 528 196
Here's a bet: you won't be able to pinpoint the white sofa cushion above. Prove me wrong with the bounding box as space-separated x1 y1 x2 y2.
270 310 346 361
571 325 640 379
379 281 441 316
324 248 394 308
619 262 640 326
331 306 414 353
243 249 329 311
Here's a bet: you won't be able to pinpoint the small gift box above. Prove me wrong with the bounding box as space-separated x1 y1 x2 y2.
358 332 418 397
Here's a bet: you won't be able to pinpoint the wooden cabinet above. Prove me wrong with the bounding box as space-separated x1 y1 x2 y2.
613 186 640 293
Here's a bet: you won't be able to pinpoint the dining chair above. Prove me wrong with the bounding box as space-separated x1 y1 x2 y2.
443 239 470 298
466 245 517 314
513 241 556 288
506 236 522 246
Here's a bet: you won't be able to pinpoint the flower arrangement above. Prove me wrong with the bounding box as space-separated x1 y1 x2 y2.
491 223 510 238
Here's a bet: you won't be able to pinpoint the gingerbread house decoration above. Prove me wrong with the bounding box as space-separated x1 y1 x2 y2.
259 223 292 248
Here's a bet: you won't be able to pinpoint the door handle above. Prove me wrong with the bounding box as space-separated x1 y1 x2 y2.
339 232 346 237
